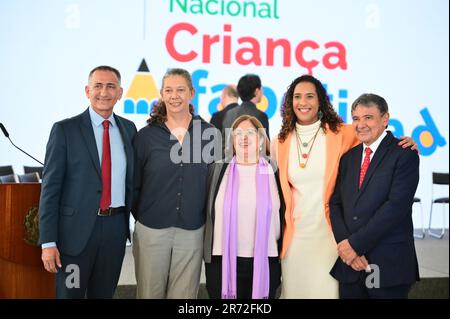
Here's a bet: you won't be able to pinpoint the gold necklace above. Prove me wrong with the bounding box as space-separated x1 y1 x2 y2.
297 132 317 147
295 126 321 168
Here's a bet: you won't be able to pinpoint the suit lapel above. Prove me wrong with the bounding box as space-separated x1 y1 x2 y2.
79 109 101 179
208 162 228 224
114 114 132 163
213 162 229 205
349 144 363 207
114 114 135 210
355 132 394 201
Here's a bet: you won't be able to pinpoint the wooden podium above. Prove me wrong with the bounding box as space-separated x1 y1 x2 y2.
0 183 55 298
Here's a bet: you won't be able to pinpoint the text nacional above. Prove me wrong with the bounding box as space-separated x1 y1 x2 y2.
169 0 280 19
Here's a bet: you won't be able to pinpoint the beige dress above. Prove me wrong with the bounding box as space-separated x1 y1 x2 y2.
280 120 339 299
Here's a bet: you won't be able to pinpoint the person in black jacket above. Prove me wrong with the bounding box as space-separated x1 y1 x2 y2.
210 84 239 133
210 84 239 156
223 74 270 140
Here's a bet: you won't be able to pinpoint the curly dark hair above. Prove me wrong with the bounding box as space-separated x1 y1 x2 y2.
278 75 343 142
147 68 195 125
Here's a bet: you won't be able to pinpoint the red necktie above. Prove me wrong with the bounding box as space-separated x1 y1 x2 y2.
359 147 372 189
100 120 111 210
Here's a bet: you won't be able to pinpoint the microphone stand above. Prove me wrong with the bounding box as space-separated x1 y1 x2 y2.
0 123 44 165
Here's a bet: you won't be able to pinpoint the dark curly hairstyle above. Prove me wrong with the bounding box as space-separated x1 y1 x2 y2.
147 68 195 125
278 75 343 142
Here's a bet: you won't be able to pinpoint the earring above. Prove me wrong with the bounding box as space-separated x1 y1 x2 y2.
318 110 323 120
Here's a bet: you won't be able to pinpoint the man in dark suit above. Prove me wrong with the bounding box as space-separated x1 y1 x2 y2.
38 65 137 298
223 74 270 141
210 84 239 156
330 93 420 299
210 84 239 133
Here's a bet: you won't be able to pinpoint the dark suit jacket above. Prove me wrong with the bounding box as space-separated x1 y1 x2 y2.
203 157 285 263
329 131 420 288
38 108 137 256
222 101 270 139
210 102 239 133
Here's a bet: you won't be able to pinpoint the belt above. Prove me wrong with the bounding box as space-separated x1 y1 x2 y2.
97 206 126 216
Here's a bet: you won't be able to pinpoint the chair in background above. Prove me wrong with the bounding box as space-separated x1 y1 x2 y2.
0 174 18 183
428 172 449 239
17 172 40 183
23 166 44 179
413 197 425 239
0 165 14 176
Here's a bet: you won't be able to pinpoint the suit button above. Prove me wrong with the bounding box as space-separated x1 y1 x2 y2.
353 216 358 221
97 190 102 194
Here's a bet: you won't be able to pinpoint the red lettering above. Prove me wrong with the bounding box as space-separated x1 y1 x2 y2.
165 23 348 74
295 40 319 75
236 37 262 65
223 24 232 64
323 41 347 70
166 22 198 62
267 38 291 67
202 34 220 63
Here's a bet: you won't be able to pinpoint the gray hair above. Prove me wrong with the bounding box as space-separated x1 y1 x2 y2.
88 65 121 85
351 93 389 115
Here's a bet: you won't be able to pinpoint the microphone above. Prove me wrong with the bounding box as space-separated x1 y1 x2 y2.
0 123 9 137
0 122 44 165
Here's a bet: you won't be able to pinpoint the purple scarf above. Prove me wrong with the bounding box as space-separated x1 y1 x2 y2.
222 156 273 299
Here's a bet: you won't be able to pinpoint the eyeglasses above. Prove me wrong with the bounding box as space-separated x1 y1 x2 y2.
233 128 257 137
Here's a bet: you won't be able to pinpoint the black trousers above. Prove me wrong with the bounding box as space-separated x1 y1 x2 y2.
205 256 281 299
55 213 127 299
339 280 412 299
